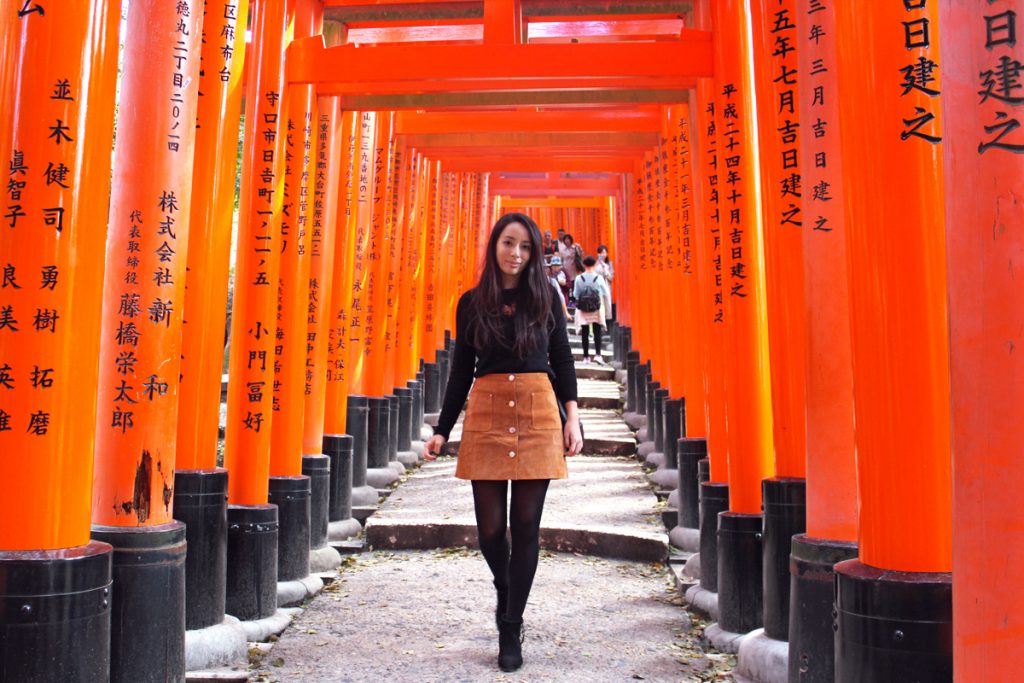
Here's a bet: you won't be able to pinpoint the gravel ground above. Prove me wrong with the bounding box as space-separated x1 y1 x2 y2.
250 549 735 683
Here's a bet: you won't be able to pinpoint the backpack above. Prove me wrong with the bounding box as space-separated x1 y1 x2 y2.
576 274 602 313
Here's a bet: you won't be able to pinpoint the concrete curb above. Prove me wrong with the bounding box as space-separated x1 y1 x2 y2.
327 518 362 542
409 440 425 456
237 607 303 642
615 369 628 384
706 622 747 654
396 449 419 466
638 426 649 442
623 411 647 430
365 520 668 563
184 616 248 672
277 574 325 607
645 450 665 468
327 518 364 544
650 467 678 489
637 441 656 458
685 583 720 621
420 425 434 441
309 544 343 572
735 629 789 683
365 466 400 488
350 484 378 507
669 525 700 553
387 460 405 474
667 488 679 508
682 551 701 579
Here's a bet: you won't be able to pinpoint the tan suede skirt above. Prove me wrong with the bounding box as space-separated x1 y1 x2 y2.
455 372 568 481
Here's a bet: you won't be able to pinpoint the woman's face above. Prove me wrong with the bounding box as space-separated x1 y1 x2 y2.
562 235 573 246
496 221 532 280
598 249 607 261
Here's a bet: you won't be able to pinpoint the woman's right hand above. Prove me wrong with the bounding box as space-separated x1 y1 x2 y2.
424 434 446 461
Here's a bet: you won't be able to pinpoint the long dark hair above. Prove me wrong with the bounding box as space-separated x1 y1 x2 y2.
469 212 553 357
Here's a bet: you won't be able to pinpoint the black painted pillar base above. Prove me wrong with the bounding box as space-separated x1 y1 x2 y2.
677 438 707 529
634 359 649 415
834 559 952 683
268 476 311 582
717 511 763 634
395 388 413 451
436 348 450 402
225 504 278 621
423 363 441 414
0 541 112 682
346 395 376 506
653 389 668 451
763 477 806 641
644 380 660 442
301 456 330 550
323 434 353 523
366 397 391 470
662 398 682 469
788 534 857 683
387 395 400 462
407 378 424 437
173 468 228 630
699 481 729 592
92 521 186 683
625 351 640 413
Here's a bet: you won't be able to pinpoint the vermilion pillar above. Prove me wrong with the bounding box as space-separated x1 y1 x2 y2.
175 0 249 634
715 0 774 636
268 0 318 585
0 3 120 679
223 0 293 621
748 0 806 645
940 2 1023 680
787 2 859 680
834 2 952 679
91 1 203 678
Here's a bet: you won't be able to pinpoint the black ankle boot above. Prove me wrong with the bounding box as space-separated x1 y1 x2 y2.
497 617 523 672
494 582 508 629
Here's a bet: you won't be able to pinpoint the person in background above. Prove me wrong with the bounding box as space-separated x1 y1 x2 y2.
558 233 584 290
595 244 614 319
546 255 570 319
542 230 558 257
572 255 612 364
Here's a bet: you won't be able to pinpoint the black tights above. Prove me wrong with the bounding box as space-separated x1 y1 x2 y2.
471 479 550 622
580 323 602 357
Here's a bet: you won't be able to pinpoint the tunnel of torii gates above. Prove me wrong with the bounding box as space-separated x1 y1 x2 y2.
0 0 1021 681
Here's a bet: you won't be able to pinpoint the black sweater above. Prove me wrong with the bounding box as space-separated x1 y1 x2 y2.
433 287 578 440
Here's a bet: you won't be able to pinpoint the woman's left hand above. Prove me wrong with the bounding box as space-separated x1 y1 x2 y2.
563 418 583 456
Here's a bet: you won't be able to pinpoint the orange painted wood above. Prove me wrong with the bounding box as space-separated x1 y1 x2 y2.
93 0 203 527
303 95 344 454
0 0 120 549
324 110 359 434
716 0 774 513
286 39 714 94
269 73 317 477
942 1 1024 674
396 109 661 135
363 111 396 397
750 0 806 479
835 0 951 572
795 0 857 543
420 159 443 357
178 0 250 471
224 0 294 506
345 111 379 396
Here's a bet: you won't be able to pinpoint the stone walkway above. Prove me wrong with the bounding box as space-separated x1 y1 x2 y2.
216 337 736 682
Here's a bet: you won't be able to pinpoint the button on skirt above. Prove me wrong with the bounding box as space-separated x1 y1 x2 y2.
455 372 568 481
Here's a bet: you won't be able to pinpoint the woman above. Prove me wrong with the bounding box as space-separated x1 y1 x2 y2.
424 212 584 673
595 244 614 319
558 233 584 290
573 255 612 364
